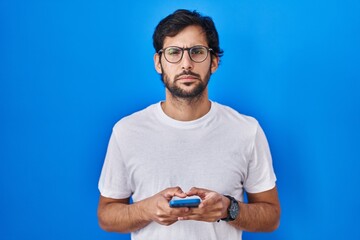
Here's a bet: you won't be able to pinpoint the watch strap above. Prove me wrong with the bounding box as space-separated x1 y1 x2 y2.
221 195 239 222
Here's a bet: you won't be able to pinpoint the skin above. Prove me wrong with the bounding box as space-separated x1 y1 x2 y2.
98 25 280 233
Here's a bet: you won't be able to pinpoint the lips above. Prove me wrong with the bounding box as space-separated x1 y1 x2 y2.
175 71 201 81
177 75 198 81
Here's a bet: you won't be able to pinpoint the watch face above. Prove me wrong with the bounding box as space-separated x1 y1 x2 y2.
229 200 239 219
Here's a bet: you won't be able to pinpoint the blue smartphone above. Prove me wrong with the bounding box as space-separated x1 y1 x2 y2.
169 197 201 208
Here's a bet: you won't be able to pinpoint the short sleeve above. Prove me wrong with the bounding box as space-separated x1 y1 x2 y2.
244 123 277 193
98 129 132 199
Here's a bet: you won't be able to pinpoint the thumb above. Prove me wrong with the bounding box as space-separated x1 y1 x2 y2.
164 186 186 200
186 187 208 198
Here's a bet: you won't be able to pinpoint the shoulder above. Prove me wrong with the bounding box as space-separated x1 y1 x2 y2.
112 102 159 133
213 102 260 129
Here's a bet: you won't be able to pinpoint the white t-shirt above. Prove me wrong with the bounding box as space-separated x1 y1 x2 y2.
98 101 276 240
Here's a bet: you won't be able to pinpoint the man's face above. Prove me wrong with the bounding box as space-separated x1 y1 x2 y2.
154 25 219 100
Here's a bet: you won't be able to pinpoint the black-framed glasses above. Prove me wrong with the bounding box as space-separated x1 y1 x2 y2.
158 45 213 63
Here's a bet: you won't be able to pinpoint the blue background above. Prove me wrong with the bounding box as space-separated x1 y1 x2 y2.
1 0 359 239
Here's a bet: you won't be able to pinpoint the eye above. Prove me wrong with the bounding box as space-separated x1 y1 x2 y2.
191 47 206 55
166 47 181 56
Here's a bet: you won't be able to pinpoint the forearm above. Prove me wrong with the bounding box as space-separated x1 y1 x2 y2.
98 187 189 232
98 200 151 233
230 201 280 232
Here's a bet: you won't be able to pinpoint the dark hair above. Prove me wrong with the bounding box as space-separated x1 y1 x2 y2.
153 9 224 58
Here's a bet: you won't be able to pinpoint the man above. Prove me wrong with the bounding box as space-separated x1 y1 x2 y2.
98 9 280 239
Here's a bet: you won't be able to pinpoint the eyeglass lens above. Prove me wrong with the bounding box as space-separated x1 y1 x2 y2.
164 46 209 63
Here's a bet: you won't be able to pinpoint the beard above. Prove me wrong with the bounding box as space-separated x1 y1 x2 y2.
160 67 211 101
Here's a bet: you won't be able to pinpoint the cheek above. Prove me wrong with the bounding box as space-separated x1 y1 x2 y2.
200 60 213 76
161 65 177 79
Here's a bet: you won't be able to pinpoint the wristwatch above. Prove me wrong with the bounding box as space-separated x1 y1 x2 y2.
221 195 240 222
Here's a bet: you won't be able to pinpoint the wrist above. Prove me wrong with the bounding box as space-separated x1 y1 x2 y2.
221 195 240 222
136 199 152 222
221 195 231 219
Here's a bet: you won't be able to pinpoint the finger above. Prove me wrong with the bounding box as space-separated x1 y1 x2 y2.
178 212 220 222
171 207 190 216
173 189 187 198
177 214 206 222
186 187 208 198
199 192 218 207
198 198 218 209
157 218 177 226
164 187 186 199
177 213 199 221
198 202 206 208
197 197 212 208
203 194 227 211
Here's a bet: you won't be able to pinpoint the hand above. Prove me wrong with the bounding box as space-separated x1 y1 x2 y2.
142 187 190 226
179 187 230 222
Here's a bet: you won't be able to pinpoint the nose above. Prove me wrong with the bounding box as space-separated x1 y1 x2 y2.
181 50 194 70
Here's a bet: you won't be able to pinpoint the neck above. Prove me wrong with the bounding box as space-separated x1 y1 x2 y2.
161 89 211 121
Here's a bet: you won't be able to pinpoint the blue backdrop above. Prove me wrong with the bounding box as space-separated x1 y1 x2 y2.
1 0 359 239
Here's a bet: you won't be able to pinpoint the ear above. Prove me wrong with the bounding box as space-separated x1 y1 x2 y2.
210 55 219 74
154 53 162 74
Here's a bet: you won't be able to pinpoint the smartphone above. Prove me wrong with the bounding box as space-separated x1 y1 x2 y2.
169 197 201 208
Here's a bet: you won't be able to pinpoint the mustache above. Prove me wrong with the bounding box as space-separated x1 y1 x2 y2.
174 70 201 80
